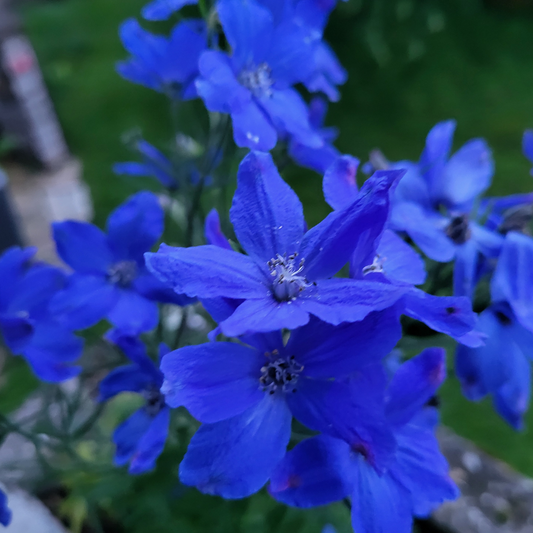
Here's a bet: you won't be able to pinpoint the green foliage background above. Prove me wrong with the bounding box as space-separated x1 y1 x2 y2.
2 0 533 531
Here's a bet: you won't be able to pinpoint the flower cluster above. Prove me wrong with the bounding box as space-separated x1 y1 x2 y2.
2 0 533 531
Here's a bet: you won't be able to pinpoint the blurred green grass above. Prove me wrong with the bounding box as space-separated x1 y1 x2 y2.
14 0 533 498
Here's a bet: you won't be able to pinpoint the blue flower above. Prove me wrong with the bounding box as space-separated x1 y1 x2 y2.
0 488 12 527
322 156 481 347
288 97 341 174
456 232 533 429
146 151 408 337
0 247 83 382
160 308 402 498
269 348 458 533
117 18 206 98
142 0 198 20
51 192 193 335
114 140 178 189
386 120 502 297
100 331 171 474
195 0 324 151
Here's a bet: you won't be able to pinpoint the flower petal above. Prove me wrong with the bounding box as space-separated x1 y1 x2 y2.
107 289 159 334
142 0 198 20
145 244 266 299
453 239 479 298
113 409 153 466
230 151 305 263
179 395 292 499
269 435 351 508
322 155 359 211
232 99 278 151
160 342 263 422
205 209 232 250
99 365 154 402
53 221 112 274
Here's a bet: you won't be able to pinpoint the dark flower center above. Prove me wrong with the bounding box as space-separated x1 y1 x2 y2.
143 386 166 416
259 355 304 394
446 214 471 245
362 255 385 276
268 253 310 302
107 261 138 287
495 310 512 326
239 63 273 99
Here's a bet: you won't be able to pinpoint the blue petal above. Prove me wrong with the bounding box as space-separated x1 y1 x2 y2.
260 89 323 148
49 274 117 330
389 424 458 517
286 308 402 379
179 395 292 499
351 457 413 533
230 151 305 263
232 100 278 151
0 489 11 527
129 407 170 474
145 244 267 299
269 435 351 508
375 230 426 285
305 42 347 102
205 209 232 250
217 0 274 69
386 347 446 427
419 120 456 196
287 374 396 473
493 348 531 430
53 221 112 274
403 289 477 343
107 289 159 334
116 59 161 91
289 139 339 175
0 315 33 353
437 139 494 208
160 342 263 422
491 231 533 331
391 161 431 208
113 162 153 177
113 408 153 466
220 297 310 337
301 169 405 280
22 323 83 382
196 51 250 113
0 246 35 311
470 223 503 258
142 0 198 20
99 365 154 402
133 271 195 306
453 239 479 298
523 129 533 165
322 155 359 210
106 192 163 263
297 278 407 326
389 202 455 262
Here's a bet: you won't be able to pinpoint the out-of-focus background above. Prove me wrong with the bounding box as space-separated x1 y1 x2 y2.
2 0 533 532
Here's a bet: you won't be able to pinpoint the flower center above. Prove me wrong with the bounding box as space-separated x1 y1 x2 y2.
446 214 471 245
143 386 166 416
362 255 385 275
268 253 310 301
107 261 138 287
239 63 273 99
259 355 304 395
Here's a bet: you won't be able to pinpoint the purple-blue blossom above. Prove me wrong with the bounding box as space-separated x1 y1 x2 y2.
0 247 83 382
117 18 206 99
100 331 171 474
160 309 402 498
146 151 408 337
269 348 458 533
142 0 198 20
0 488 11 527
51 191 193 335
456 232 533 429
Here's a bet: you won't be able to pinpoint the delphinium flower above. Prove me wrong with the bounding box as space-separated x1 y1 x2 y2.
0 247 83 382
0 488 11 527
288 97 341 174
384 120 502 297
146 151 408 337
195 0 324 151
269 348 459 533
456 232 533 429
160 309 402 497
51 191 193 335
117 18 206 98
100 331 171 474
113 139 178 189
322 155 481 346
